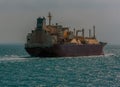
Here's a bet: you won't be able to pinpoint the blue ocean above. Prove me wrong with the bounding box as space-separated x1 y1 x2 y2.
0 44 120 87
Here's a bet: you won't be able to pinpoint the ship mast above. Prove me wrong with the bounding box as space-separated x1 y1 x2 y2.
89 29 91 38
93 25 96 39
48 12 52 25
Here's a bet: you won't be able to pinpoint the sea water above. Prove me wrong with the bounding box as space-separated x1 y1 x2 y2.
0 44 120 87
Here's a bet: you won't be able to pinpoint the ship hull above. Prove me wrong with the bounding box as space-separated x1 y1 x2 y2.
25 43 106 57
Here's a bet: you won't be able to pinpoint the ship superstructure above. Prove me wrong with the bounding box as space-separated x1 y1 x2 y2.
25 12 107 57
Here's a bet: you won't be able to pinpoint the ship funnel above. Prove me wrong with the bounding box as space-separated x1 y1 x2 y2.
89 29 91 38
93 25 96 38
48 12 52 25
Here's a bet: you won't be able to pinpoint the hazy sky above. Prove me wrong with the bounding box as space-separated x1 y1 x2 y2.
0 0 120 44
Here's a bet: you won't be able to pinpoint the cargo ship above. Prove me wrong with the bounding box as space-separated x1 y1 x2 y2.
25 12 107 57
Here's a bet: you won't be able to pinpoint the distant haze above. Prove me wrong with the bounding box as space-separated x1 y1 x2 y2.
0 0 120 44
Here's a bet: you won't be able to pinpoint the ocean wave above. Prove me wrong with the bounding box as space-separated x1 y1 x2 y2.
0 57 27 61
0 53 116 61
104 53 114 57
0 55 39 62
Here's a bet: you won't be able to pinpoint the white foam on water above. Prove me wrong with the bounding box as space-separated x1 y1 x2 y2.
0 53 115 62
0 57 27 61
0 55 39 62
63 53 115 59
104 53 115 57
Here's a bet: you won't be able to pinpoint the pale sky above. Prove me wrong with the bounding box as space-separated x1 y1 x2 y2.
0 0 120 44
